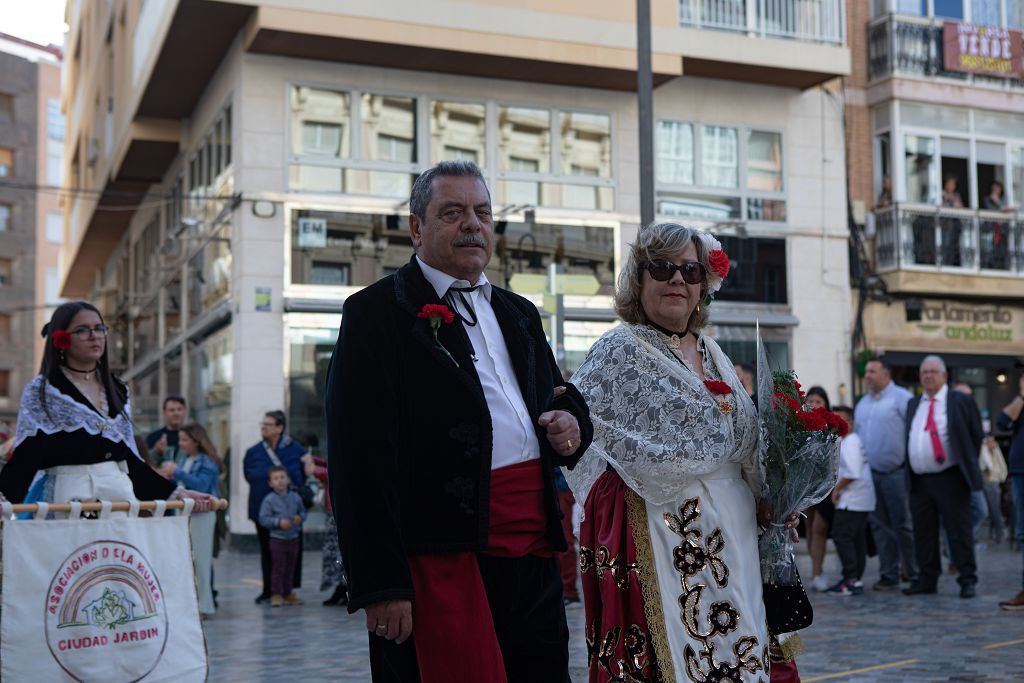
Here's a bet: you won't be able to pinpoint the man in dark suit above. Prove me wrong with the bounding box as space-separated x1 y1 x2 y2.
326 160 593 682
902 355 984 599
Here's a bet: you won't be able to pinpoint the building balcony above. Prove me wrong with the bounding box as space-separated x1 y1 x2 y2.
873 203 1024 297
679 0 845 45
868 14 1024 91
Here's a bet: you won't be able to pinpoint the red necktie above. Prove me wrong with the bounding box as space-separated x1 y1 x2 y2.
924 398 946 465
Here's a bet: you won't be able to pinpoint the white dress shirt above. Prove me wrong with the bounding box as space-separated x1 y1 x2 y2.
908 384 955 474
417 257 541 470
836 433 876 512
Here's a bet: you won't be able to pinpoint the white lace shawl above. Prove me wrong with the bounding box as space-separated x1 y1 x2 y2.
13 375 142 460
567 324 762 506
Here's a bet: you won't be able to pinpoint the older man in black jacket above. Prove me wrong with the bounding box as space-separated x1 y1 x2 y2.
902 355 984 599
326 160 592 682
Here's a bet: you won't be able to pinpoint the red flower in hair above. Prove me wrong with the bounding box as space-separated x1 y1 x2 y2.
708 249 730 279
704 380 733 396
52 329 72 351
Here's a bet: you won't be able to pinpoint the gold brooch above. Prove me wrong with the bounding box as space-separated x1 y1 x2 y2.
718 401 733 415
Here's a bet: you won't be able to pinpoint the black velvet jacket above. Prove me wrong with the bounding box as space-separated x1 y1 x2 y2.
0 371 176 503
326 256 593 612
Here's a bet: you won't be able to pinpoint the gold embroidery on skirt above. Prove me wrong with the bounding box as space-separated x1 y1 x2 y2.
665 496 765 682
626 488 677 682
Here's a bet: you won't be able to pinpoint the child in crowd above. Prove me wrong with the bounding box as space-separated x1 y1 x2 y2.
258 466 307 607
826 406 876 597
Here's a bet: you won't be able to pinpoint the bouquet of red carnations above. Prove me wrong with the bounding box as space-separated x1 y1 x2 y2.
756 337 845 585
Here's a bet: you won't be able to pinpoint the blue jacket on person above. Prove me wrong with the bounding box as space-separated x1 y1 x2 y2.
243 435 305 521
172 453 220 496
258 489 307 541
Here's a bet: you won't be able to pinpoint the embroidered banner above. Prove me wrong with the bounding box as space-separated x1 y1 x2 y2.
1 509 207 682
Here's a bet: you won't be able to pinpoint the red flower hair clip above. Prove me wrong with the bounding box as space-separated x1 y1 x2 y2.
708 249 730 280
52 329 72 351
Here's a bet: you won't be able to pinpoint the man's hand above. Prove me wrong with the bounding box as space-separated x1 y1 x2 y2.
292 514 302 525
538 409 580 457
831 489 841 505
279 518 292 530
365 600 413 644
154 434 167 456
159 461 177 478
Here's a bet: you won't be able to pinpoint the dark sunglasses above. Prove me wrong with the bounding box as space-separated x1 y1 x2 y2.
639 260 706 284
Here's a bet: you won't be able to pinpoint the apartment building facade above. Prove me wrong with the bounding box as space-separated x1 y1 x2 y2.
61 0 851 537
847 0 1024 428
0 35 64 433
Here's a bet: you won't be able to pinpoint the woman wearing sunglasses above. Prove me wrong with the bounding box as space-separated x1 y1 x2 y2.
567 223 777 682
0 301 216 514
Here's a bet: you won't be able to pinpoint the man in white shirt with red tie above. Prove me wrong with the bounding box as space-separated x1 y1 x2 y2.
902 355 984 599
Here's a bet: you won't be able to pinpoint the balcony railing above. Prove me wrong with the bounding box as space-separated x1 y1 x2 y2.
868 15 1024 90
679 0 845 45
874 203 1024 275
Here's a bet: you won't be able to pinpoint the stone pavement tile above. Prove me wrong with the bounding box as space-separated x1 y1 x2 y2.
205 540 1023 681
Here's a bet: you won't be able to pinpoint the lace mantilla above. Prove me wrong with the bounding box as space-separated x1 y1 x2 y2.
567 324 761 507
13 376 142 460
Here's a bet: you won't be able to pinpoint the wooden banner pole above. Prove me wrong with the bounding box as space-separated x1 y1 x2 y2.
4 499 229 514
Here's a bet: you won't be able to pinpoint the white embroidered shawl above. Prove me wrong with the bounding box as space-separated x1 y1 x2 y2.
14 375 142 460
567 324 762 506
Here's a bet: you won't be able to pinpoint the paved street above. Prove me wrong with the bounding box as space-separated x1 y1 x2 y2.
205 540 1024 681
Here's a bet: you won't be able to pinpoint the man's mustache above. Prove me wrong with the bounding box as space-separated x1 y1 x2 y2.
452 235 488 248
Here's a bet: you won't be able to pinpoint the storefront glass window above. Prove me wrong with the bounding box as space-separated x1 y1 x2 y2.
291 87 351 158
290 210 413 287
746 131 783 192
559 112 611 178
656 121 694 185
431 101 486 167
701 125 739 188
905 135 938 203
188 325 232 455
496 221 616 296
563 320 617 375
498 106 551 174
286 321 340 450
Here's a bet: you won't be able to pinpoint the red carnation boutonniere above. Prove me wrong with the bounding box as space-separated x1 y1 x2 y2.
704 379 734 415
417 304 459 367
52 329 72 351
708 249 730 280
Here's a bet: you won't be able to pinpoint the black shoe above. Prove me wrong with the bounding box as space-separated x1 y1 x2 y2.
563 596 581 606
254 592 271 604
873 578 900 591
959 583 977 599
902 583 937 595
322 585 349 606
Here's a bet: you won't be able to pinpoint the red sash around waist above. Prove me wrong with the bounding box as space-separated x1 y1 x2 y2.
406 458 553 683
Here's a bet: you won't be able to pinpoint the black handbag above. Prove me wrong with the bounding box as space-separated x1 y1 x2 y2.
763 567 813 635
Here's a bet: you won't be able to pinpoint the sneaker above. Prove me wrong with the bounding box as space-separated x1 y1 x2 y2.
824 580 853 596
270 594 284 607
873 578 900 591
810 574 830 592
254 592 271 604
999 591 1024 611
850 580 865 596
284 594 305 605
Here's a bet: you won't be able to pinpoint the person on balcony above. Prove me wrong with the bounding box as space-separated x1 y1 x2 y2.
940 175 964 266
876 174 893 209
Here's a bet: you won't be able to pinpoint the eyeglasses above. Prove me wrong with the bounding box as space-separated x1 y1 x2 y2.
69 325 109 340
639 260 706 284
260 421 280 428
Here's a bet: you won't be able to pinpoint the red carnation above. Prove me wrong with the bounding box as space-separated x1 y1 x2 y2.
418 304 455 325
52 329 72 351
704 380 733 396
793 380 805 400
708 249 730 279
796 409 828 432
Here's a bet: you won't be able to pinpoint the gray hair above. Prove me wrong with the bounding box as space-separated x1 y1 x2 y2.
409 160 489 220
614 222 711 334
920 354 947 373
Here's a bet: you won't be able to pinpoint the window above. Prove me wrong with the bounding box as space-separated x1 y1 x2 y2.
291 210 409 287
432 101 486 166
45 266 60 305
361 94 416 163
311 261 350 286
905 135 937 204
0 204 9 232
656 121 785 222
47 98 65 141
499 106 551 173
934 0 964 18
715 236 788 304
701 126 739 189
0 314 10 338
47 149 62 186
0 92 12 122
559 112 611 177
0 370 9 398
0 258 11 286
291 87 350 158
45 211 62 242
656 121 694 185
0 148 12 177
